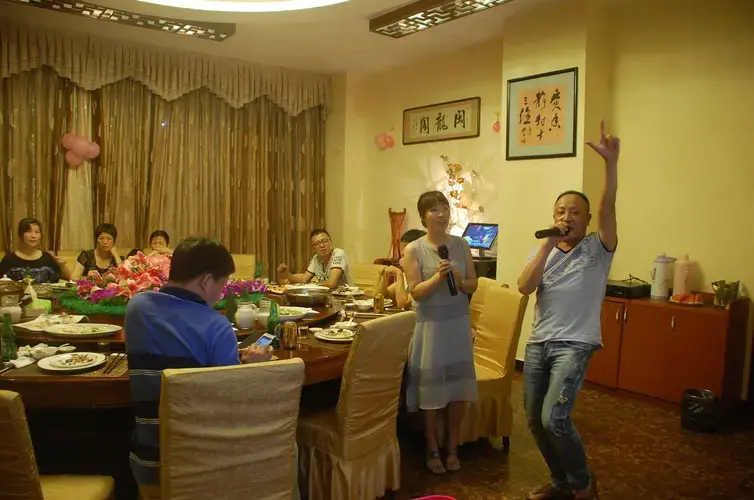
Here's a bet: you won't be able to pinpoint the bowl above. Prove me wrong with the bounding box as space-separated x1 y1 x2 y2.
353 300 373 312
57 345 76 353
334 321 357 331
285 288 330 307
31 346 59 360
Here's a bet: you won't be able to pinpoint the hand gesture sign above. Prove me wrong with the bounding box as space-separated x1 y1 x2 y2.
586 120 620 165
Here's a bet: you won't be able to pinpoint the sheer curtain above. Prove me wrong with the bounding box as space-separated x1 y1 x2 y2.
0 66 71 252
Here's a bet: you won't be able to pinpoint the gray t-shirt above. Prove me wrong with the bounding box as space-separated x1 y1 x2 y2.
528 232 614 346
306 248 354 287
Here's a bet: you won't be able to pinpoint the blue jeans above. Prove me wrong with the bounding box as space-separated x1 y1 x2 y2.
524 341 595 491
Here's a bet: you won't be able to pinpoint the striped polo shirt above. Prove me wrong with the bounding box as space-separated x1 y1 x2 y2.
125 286 240 486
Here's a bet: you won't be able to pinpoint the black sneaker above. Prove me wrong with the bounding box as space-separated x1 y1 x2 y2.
527 483 575 500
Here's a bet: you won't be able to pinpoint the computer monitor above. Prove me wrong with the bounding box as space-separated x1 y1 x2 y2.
462 223 499 253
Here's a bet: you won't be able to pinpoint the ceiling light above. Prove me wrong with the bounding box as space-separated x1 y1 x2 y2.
370 0 513 39
138 0 349 13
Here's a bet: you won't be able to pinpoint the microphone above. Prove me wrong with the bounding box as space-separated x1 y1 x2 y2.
534 227 570 239
437 244 458 296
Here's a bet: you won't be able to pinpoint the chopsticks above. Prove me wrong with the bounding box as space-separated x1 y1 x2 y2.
0 365 13 376
103 353 126 374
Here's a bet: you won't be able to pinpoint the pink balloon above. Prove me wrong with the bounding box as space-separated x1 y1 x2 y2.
71 137 90 157
62 133 76 150
65 150 84 167
384 135 395 148
86 142 100 159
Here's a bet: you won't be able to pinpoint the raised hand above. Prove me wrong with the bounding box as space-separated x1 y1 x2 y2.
586 120 620 165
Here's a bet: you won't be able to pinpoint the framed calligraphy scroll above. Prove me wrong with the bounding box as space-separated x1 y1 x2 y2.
403 97 481 145
506 67 578 161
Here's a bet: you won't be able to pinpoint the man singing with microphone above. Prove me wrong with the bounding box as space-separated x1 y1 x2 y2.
517 121 619 500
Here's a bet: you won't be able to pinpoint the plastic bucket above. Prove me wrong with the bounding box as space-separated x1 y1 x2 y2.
681 389 722 433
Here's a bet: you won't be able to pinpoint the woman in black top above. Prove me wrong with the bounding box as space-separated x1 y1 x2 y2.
0 218 70 283
71 223 123 280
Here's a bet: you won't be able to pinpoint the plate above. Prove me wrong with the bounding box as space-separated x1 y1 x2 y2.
333 286 365 297
669 298 703 307
44 323 122 338
38 352 107 372
267 284 287 294
285 284 330 292
314 329 355 343
277 306 317 322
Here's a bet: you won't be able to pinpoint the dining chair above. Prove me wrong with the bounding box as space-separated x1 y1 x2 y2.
297 311 416 500
469 276 497 331
159 359 305 500
0 390 115 500
459 284 529 449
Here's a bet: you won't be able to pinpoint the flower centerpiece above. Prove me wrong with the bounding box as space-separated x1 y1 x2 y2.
76 252 172 304
214 279 268 310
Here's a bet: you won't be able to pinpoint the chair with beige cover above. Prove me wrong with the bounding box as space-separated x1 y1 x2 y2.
159 359 305 500
469 276 497 330
297 312 416 500
0 390 114 500
349 263 383 295
459 284 528 449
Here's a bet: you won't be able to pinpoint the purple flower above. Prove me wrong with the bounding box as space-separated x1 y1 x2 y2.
90 288 118 303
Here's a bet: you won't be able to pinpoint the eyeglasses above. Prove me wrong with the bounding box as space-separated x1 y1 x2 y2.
312 238 330 247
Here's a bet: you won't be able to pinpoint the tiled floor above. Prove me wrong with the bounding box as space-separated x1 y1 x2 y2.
31 373 754 499
390 374 754 500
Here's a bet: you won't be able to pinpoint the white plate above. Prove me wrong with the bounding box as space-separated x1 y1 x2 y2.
314 330 355 343
277 306 317 322
38 352 107 372
44 323 122 338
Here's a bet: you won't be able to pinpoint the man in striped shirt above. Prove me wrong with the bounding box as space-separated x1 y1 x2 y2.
125 237 270 499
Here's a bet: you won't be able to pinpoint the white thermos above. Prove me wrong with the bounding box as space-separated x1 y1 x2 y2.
651 253 676 300
673 254 692 296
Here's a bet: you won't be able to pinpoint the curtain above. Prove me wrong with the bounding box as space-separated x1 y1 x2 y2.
147 89 326 275
59 87 95 251
0 66 71 253
0 22 331 116
0 67 326 271
93 80 155 250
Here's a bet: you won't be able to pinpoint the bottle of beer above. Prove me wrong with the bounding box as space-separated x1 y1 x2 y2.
254 261 264 280
1 313 18 362
225 289 238 325
267 301 281 348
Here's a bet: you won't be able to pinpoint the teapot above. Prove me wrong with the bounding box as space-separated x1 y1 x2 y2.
235 302 258 330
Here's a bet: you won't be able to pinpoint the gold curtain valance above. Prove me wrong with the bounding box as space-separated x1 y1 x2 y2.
0 21 331 116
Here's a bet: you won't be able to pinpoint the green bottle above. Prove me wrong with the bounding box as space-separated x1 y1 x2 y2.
254 261 264 280
1 313 18 362
267 301 281 337
225 289 238 325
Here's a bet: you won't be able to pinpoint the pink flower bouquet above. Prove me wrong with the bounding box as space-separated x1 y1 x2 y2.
77 252 171 303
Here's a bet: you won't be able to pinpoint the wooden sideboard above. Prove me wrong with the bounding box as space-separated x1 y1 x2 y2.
585 296 751 404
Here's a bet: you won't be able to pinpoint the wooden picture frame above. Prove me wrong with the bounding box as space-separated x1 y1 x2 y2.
403 97 481 145
506 67 578 161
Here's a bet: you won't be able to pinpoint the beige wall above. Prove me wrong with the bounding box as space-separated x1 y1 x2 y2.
326 0 754 394
326 39 504 263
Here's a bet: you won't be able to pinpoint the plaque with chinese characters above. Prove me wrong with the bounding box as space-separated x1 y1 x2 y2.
403 97 481 145
506 68 578 160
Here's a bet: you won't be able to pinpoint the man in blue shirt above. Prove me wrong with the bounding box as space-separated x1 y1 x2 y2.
126 237 270 499
517 121 620 500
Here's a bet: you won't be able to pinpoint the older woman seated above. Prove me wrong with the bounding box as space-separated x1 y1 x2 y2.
276 229 353 289
128 230 173 258
71 223 122 280
0 218 70 283
375 229 426 309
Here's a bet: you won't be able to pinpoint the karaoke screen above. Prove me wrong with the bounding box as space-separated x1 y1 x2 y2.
463 224 498 249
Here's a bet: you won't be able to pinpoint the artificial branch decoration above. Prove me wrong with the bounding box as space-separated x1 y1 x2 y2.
440 155 484 229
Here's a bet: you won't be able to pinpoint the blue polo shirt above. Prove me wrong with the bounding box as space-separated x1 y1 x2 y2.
125 286 239 486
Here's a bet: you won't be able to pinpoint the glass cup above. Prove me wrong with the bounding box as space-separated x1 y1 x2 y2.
298 324 309 339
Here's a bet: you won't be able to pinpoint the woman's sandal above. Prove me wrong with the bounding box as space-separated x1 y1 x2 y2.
426 449 446 474
445 449 460 472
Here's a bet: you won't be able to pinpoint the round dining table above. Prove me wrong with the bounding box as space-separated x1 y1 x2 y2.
0 295 352 409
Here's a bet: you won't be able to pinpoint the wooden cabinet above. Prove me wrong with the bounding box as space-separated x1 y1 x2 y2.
585 301 624 388
588 297 749 404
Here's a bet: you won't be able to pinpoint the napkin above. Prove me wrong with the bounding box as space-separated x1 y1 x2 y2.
9 356 35 369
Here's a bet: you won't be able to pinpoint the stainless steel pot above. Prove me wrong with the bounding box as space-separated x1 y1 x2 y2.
285 288 330 307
